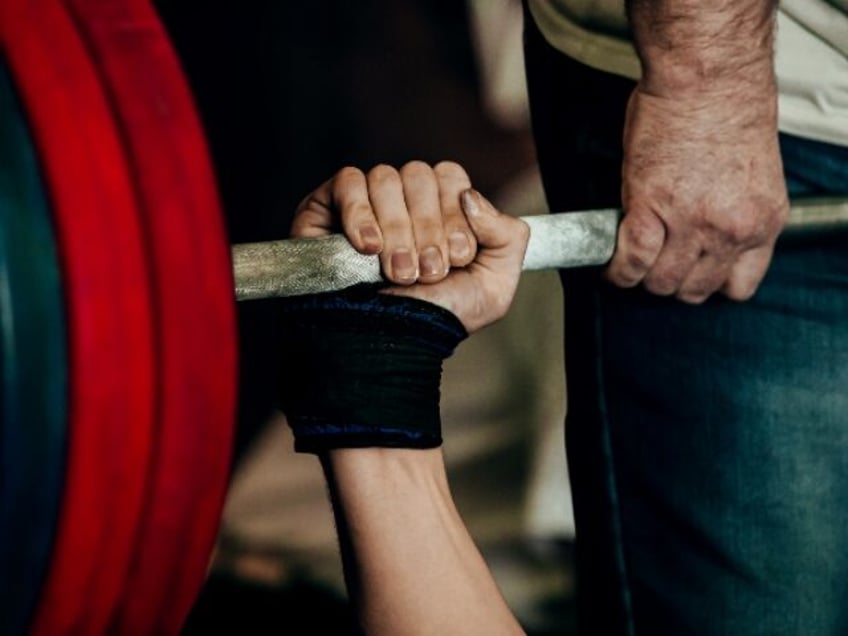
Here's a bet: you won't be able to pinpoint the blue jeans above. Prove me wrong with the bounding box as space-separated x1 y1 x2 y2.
523 9 848 635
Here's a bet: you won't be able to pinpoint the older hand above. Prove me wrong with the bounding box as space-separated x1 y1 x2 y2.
606 83 789 304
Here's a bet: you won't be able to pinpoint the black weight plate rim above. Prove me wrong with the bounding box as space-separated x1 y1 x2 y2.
0 56 67 636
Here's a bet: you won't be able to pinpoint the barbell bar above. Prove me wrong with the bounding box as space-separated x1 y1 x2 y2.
232 197 848 301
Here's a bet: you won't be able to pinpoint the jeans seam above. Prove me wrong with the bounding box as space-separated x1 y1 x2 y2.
593 287 636 636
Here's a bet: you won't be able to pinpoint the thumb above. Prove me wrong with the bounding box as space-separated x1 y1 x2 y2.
459 189 529 271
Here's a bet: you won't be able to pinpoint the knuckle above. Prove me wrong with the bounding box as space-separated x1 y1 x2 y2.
645 282 676 296
677 289 710 305
725 282 758 302
399 160 433 180
682 281 709 297
623 217 663 254
722 249 770 301
715 198 788 246
644 271 678 296
433 160 469 181
679 271 725 302
605 265 640 288
368 163 400 185
335 166 363 183
722 215 761 245
680 295 709 306
625 249 652 272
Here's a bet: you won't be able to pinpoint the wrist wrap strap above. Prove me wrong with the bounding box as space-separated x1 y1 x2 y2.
278 284 468 453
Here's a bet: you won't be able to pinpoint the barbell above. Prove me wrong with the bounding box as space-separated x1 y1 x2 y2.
1 1 846 636
231 198 848 300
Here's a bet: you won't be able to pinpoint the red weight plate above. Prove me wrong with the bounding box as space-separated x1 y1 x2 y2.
65 0 239 632
0 1 157 634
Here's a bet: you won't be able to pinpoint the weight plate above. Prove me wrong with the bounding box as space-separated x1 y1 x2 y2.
0 2 158 634
0 58 67 636
65 0 239 632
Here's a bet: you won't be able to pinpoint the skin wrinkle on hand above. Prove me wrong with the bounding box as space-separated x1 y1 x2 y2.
629 0 778 95
610 0 788 304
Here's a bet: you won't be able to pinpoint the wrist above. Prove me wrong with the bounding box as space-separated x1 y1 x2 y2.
628 0 778 99
278 284 467 454
321 447 450 504
631 76 778 142
324 447 447 479
638 53 775 101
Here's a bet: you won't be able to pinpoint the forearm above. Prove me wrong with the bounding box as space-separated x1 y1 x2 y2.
320 448 524 636
627 0 778 102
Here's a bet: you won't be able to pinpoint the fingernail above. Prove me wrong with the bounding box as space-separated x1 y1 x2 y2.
460 189 480 216
391 249 417 281
448 232 470 258
462 188 495 217
358 225 381 253
419 246 444 277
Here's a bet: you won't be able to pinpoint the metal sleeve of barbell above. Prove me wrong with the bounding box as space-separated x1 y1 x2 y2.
232 197 848 301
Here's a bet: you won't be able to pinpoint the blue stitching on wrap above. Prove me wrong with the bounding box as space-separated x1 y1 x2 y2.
290 422 435 441
280 287 467 342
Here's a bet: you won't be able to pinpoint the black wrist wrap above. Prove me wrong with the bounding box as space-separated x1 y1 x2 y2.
278 285 468 453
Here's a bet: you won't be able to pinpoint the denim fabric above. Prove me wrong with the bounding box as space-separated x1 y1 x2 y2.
523 7 848 635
